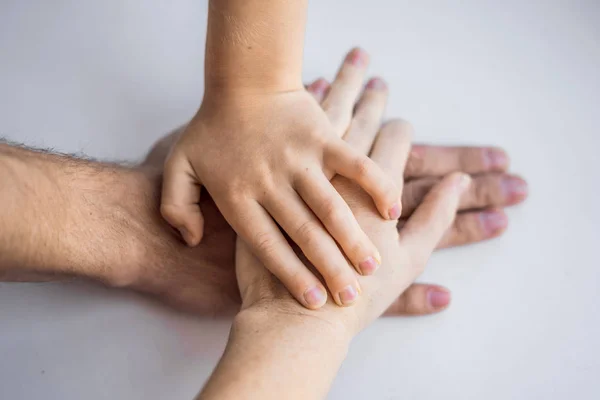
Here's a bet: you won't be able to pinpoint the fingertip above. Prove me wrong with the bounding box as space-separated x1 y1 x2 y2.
337 283 360 307
388 202 402 220
307 78 330 102
448 172 471 194
180 225 202 247
307 77 329 93
479 209 509 237
366 77 387 91
303 285 328 309
345 47 369 67
485 147 510 171
427 286 452 310
358 255 380 275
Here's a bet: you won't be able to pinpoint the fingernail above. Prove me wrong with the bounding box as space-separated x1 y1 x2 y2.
388 203 401 220
456 174 472 192
339 285 358 306
366 77 386 90
502 176 528 204
485 148 508 169
359 256 379 275
427 287 451 309
304 286 327 308
309 78 328 96
346 48 366 67
479 210 508 236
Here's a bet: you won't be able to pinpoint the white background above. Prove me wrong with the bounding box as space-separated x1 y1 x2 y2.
1 1 599 399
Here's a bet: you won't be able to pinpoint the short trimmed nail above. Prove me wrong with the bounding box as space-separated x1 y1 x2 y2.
456 174 472 192
485 148 508 169
366 77 386 90
347 48 366 67
502 176 528 204
339 285 358 306
388 203 401 220
479 210 508 236
427 288 451 309
304 286 327 308
359 256 379 275
309 79 328 95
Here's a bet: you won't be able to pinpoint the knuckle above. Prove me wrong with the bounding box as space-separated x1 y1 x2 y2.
347 238 365 262
453 216 476 243
320 196 343 224
295 220 321 248
353 155 371 177
473 179 493 205
223 182 247 203
253 232 279 259
325 264 351 286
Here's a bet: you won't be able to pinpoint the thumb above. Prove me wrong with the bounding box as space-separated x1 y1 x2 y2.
161 151 204 246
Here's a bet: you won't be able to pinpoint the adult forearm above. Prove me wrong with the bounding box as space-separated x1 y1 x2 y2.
0 143 155 285
199 308 350 400
205 0 307 93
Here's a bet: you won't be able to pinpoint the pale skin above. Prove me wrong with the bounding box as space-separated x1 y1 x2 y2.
0 51 527 318
198 103 472 400
197 61 526 398
162 0 403 309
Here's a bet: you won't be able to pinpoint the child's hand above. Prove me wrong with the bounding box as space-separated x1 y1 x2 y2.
161 49 401 309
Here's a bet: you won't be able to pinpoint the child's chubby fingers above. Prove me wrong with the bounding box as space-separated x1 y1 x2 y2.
261 189 362 307
161 151 205 246
230 200 329 310
324 139 402 221
293 168 382 276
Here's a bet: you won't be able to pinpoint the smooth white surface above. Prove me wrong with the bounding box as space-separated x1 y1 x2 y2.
1 1 599 399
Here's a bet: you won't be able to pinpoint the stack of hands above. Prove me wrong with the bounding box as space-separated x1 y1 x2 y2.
0 48 527 399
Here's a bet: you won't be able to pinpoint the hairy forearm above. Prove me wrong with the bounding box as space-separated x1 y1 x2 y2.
0 143 156 285
199 309 350 400
205 0 307 93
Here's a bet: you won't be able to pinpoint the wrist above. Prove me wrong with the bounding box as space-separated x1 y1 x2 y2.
201 306 351 399
234 304 353 348
203 77 304 101
204 0 306 96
